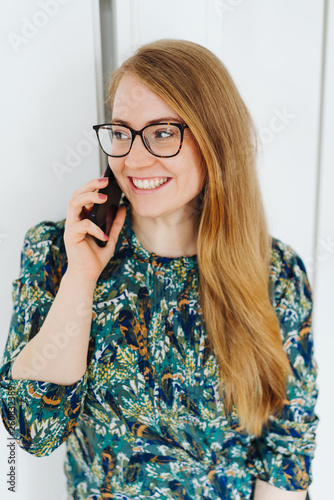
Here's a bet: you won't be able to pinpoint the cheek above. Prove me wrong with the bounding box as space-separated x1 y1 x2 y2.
108 160 124 184
180 167 205 202
183 138 205 182
108 158 119 171
187 153 205 192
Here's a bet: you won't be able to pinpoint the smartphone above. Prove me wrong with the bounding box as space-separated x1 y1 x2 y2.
89 165 123 247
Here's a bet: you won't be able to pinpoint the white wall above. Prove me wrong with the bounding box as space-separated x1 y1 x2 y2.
0 1 102 499
0 1 332 499
311 1 334 497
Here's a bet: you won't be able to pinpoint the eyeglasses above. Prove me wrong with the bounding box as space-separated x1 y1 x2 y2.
92 122 189 158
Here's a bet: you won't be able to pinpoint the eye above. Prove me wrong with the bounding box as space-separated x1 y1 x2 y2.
154 127 174 140
111 125 131 141
113 131 129 140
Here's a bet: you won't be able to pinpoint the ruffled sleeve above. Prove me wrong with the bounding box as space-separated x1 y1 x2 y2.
249 237 319 491
0 220 89 457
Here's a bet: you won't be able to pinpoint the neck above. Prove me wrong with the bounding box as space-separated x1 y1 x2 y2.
130 207 199 258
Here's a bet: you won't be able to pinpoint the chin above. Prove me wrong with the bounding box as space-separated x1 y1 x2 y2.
132 206 168 219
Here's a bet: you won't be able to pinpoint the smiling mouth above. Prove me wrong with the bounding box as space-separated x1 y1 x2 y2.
131 177 170 190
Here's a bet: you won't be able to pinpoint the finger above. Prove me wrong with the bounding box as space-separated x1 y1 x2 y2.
66 218 108 245
84 202 94 210
66 191 108 224
71 176 109 198
91 169 109 198
104 206 114 237
103 205 127 249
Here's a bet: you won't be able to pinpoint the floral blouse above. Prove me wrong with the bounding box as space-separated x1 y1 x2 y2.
0 201 318 500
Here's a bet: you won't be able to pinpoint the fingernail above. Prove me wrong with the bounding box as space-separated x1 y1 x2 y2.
99 177 108 182
98 193 107 199
103 233 109 240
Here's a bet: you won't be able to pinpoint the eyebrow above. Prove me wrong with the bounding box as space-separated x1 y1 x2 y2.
111 116 184 126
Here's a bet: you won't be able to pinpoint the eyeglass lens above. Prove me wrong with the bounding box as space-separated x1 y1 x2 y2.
98 124 182 157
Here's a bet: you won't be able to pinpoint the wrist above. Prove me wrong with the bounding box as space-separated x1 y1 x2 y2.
62 269 97 291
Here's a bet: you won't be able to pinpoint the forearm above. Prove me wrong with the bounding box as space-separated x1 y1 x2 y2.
254 480 307 500
11 271 96 385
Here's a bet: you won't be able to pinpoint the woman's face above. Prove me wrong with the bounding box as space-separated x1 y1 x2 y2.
109 73 205 221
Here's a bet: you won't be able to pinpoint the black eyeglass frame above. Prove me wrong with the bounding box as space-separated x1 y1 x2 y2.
92 122 189 158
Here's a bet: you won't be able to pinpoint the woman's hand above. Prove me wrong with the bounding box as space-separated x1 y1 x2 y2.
254 480 307 500
64 174 126 283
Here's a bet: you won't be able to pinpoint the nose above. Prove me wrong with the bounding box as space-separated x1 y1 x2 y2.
124 134 155 169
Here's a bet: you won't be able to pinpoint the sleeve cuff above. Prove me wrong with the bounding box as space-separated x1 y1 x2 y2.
252 412 318 491
0 364 89 456
1 363 88 411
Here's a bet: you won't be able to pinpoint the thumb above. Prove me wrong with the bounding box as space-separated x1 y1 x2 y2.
104 205 127 252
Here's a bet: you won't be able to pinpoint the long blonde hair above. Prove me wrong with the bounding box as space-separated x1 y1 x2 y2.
107 39 291 436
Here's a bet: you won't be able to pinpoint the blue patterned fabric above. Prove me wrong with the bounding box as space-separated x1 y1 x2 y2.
0 201 318 499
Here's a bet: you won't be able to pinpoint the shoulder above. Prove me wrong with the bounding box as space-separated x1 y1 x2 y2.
19 219 67 293
267 240 317 427
270 236 309 282
24 219 66 245
269 236 312 329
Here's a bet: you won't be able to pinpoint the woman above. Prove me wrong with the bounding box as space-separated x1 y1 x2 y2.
0 39 318 499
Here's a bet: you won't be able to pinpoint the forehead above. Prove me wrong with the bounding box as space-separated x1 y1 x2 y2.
112 74 182 124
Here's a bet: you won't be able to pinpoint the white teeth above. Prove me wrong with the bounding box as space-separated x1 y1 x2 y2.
132 177 169 190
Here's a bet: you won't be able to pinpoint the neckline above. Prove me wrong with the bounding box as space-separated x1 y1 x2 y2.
120 198 198 271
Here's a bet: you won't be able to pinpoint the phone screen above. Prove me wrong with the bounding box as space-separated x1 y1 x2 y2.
89 165 123 247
